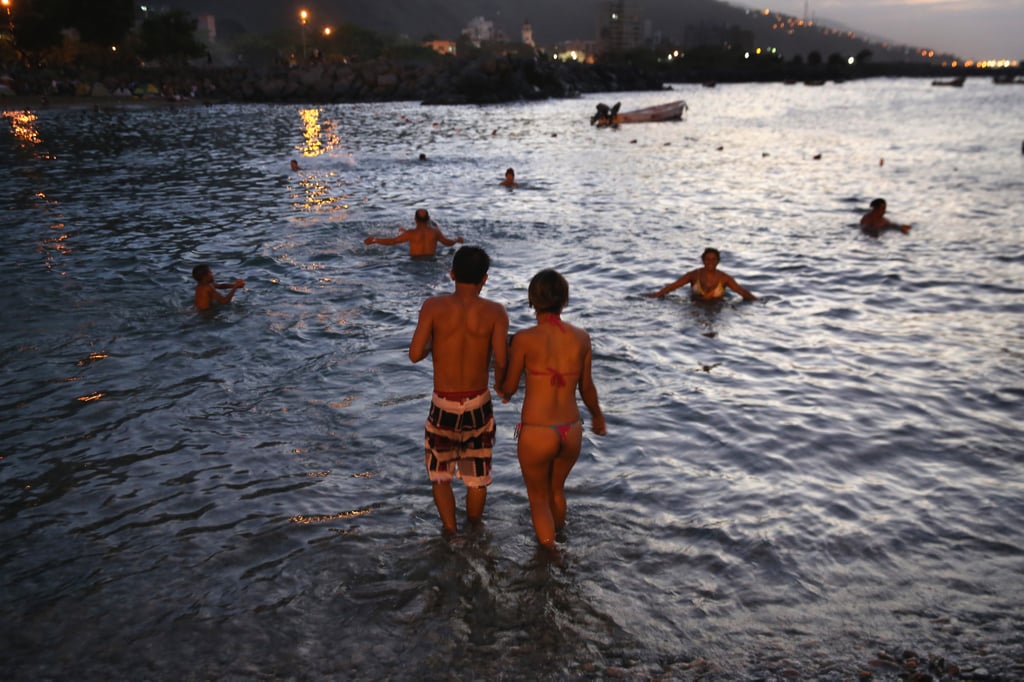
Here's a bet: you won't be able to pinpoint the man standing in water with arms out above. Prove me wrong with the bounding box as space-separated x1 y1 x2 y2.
364 208 464 259
410 246 509 537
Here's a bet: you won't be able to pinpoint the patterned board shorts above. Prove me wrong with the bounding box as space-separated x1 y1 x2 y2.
424 390 495 488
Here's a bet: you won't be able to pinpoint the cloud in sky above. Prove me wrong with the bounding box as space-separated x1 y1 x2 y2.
729 0 1023 61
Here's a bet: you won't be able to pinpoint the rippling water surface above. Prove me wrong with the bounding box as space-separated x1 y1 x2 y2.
2 78 1023 680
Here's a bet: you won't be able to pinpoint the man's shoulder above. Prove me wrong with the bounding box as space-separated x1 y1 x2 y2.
478 296 509 316
422 292 457 308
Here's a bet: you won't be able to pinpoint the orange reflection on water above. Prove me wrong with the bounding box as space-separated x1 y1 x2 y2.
76 392 105 403
39 228 74 272
298 107 340 157
77 352 109 366
292 171 351 213
289 507 373 524
3 109 42 147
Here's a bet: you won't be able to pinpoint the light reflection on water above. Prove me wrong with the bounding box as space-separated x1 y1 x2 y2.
2 79 1023 679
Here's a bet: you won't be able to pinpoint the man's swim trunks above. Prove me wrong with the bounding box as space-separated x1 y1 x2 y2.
424 389 495 487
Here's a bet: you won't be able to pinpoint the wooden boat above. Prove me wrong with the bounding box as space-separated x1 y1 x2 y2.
591 100 687 127
932 75 965 87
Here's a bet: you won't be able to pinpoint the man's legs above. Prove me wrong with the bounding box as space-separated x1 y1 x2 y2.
432 480 457 535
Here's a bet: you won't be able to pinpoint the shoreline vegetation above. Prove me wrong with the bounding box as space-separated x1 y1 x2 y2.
3 57 1020 110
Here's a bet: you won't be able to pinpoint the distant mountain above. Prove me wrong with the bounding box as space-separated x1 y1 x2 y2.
162 0 955 61
162 0 749 43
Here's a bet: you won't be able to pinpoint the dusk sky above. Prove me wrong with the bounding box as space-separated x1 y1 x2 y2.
728 0 1023 62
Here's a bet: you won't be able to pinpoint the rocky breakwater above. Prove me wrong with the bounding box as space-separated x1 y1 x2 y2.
215 55 666 104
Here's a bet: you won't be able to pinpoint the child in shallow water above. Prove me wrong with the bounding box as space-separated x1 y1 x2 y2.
498 269 606 549
192 264 245 311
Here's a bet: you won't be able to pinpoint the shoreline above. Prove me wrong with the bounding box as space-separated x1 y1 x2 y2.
1 94 208 111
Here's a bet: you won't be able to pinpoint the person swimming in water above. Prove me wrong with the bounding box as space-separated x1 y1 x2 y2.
192 264 245 311
646 247 757 301
498 269 606 549
860 198 911 233
500 167 518 187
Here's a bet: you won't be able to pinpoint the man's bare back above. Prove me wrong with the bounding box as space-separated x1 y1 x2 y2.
411 291 508 392
364 209 464 258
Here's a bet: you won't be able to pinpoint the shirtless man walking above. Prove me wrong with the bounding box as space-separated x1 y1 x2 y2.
365 208 464 259
409 246 509 536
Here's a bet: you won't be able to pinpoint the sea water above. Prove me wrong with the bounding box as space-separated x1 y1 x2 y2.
2 77 1023 680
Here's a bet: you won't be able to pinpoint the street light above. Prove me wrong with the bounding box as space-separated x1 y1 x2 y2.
1 0 13 41
299 9 308 61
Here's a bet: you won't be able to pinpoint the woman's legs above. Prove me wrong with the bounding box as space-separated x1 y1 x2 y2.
517 423 582 547
549 423 583 530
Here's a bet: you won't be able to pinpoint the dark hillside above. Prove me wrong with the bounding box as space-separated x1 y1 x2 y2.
166 0 953 61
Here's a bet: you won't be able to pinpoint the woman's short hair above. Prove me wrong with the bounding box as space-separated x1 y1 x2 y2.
528 269 569 314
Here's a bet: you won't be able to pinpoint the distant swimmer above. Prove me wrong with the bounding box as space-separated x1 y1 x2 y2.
364 208 464 259
500 167 518 187
646 247 757 301
192 264 245 311
860 198 910 233
290 159 301 171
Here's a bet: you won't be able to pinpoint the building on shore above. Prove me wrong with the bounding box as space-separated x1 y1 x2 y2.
597 0 644 54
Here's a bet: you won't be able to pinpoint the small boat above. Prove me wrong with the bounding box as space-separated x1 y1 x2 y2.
931 75 965 87
591 100 687 127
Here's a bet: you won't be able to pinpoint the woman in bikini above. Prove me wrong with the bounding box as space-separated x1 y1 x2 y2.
646 247 757 301
498 269 606 549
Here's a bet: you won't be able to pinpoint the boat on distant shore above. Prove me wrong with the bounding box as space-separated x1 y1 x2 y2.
932 75 966 87
590 100 687 127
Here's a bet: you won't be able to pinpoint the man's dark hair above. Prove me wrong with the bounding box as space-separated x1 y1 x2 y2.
415 208 430 223
528 269 569 314
452 246 490 284
192 264 211 282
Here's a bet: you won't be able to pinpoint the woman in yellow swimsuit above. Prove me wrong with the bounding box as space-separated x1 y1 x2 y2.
646 247 757 301
498 269 606 549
